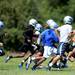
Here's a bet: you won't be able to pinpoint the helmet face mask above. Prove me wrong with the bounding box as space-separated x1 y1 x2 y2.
64 16 73 25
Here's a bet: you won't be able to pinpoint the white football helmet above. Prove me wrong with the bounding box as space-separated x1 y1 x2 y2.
63 16 73 25
46 19 58 29
35 23 42 31
29 19 37 27
0 21 4 29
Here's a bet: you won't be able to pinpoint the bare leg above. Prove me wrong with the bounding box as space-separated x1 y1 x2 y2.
5 51 26 63
32 57 46 70
67 48 75 61
48 55 61 70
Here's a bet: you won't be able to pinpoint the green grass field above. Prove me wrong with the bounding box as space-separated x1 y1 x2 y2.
0 56 75 75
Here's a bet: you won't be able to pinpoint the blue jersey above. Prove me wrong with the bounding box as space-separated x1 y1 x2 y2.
40 29 59 47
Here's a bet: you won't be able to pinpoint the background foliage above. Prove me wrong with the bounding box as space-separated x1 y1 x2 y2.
0 0 75 50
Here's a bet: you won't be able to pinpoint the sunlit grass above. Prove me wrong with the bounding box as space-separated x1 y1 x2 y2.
0 56 75 75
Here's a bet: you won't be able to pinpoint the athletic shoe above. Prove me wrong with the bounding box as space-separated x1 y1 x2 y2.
61 64 68 68
25 63 29 70
57 63 61 70
5 56 11 63
31 66 36 71
18 63 23 69
48 63 51 71
25 57 32 70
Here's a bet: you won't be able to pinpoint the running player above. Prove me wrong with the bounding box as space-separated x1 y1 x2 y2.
48 16 73 70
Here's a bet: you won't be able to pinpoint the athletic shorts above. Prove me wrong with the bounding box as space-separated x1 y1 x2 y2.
43 46 57 58
57 42 72 56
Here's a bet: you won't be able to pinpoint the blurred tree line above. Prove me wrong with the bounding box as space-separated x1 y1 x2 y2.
0 0 75 50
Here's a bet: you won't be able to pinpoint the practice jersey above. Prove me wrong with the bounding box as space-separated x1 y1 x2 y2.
39 29 59 47
57 24 72 43
23 25 34 43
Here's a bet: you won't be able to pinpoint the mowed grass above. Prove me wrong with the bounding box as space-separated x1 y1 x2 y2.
0 56 75 75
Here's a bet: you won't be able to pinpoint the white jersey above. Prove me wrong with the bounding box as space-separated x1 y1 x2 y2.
57 24 72 43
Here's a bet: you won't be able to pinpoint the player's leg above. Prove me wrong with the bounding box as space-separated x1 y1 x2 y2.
31 46 50 70
19 51 31 69
48 43 66 70
67 47 75 61
25 48 43 70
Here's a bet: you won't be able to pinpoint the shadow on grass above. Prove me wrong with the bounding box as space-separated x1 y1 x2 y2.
35 66 75 72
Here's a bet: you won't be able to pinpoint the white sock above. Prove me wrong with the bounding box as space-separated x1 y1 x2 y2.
22 60 24 63
27 57 31 64
31 57 35 60
57 62 60 66
66 57 68 60
49 63 53 67
6 56 10 60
